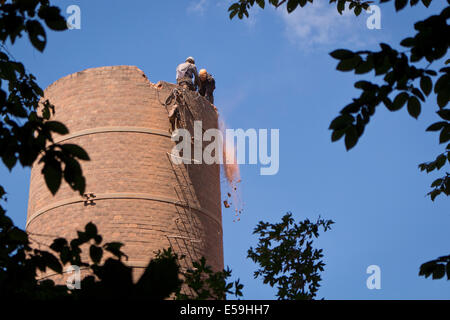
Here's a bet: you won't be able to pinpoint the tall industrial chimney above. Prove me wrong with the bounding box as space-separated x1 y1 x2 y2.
26 66 223 281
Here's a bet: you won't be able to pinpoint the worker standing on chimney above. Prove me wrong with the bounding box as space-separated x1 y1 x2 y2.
176 56 200 91
198 68 216 105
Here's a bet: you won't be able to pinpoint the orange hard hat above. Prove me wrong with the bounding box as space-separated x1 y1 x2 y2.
199 69 207 80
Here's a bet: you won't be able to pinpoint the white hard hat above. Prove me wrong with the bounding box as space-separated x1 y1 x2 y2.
186 56 195 64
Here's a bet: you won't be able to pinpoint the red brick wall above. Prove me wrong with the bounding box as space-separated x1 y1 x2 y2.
26 66 223 282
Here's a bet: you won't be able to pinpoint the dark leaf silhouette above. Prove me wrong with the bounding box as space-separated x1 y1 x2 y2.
248 212 334 300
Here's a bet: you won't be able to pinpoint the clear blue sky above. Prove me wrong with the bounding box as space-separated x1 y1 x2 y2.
1 0 449 299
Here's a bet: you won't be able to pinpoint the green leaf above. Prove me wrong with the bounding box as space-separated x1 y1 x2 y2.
354 81 373 90
329 114 353 130
383 97 394 111
433 264 445 279
337 56 361 72
103 242 126 259
331 129 345 142
337 0 345 14
420 76 432 96
42 106 50 120
431 178 443 188
42 160 62 195
46 121 69 135
41 251 63 273
419 261 435 277
391 92 409 111
395 0 408 11
2 153 17 171
400 38 415 48
344 126 358 150
50 238 68 252
374 55 391 75
435 154 446 169
437 110 450 121
287 0 299 13
85 222 98 238
342 102 361 113
63 157 86 194
8 228 28 243
330 49 355 60
26 20 46 52
38 5 68 31
434 74 449 94
440 127 450 144
421 0 431 7
94 235 103 245
437 91 449 108
354 59 374 74
426 121 447 132
228 3 240 12
61 144 90 161
407 96 421 119
90 245 103 264
425 70 438 76
447 263 450 280
429 189 441 201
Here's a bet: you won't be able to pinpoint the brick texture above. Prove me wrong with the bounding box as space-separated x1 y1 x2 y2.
26 66 223 283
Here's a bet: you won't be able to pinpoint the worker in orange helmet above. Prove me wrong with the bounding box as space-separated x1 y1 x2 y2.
198 68 216 105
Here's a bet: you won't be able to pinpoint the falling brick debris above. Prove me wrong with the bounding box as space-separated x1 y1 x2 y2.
219 117 244 222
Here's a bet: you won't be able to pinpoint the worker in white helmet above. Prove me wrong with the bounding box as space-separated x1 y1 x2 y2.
176 57 200 91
